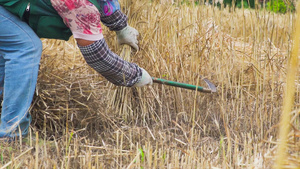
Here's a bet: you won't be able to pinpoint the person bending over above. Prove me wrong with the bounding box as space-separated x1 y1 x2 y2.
0 0 152 139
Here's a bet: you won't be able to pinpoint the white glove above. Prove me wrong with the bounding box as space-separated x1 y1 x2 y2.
134 68 153 87
116 25 139 50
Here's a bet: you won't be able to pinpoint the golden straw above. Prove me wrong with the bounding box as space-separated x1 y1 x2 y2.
274 2 300 168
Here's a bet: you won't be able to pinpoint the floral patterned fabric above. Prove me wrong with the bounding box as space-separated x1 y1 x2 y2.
50 0 121 41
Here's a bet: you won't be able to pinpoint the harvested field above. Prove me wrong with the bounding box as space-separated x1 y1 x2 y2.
1 0 300 168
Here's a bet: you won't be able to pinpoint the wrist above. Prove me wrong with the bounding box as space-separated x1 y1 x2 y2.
100 10 127 31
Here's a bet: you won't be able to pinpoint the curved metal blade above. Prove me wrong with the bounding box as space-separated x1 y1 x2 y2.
203 78 217 93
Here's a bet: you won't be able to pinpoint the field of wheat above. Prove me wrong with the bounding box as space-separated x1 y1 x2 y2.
1 0 300 168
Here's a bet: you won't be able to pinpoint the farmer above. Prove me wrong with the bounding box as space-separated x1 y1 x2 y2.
0 0 152 139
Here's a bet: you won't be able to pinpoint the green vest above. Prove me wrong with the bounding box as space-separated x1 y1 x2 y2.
0 0 101 41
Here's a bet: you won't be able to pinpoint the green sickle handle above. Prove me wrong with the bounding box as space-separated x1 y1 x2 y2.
152 77 216 93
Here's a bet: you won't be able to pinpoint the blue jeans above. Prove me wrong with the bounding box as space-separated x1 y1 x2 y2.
0 6 42 138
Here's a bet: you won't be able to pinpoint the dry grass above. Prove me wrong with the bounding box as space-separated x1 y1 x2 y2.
1 0 300 168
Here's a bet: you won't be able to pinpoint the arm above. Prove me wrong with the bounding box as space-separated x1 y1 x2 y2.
98 0 140 50
97 0 125 31
50 0 151 87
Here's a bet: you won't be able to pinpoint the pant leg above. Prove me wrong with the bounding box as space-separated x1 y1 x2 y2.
0 6 42 138
0 56 4 99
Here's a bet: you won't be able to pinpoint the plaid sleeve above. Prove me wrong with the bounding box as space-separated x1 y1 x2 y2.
97 0 127 31
99 10 127 31
78 39 142 87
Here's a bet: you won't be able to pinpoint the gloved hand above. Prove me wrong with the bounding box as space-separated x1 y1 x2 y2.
116 25 139 50
134 68 153 87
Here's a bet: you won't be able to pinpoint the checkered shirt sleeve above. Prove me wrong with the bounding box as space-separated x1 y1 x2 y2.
100 10 128 31
79 39 142 87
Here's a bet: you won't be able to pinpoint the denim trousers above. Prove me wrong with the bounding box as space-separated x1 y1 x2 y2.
0 6 42 138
